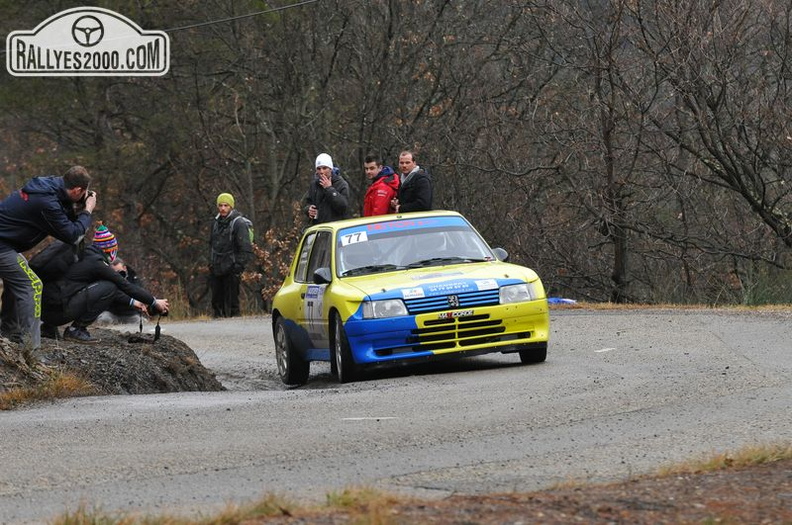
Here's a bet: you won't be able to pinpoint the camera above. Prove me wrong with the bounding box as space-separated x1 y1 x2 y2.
75 190 95 212
148 304 168 316
72 191 92 214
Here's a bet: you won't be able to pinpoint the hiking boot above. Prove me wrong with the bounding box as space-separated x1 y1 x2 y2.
41 324 61 340
63 326 99 344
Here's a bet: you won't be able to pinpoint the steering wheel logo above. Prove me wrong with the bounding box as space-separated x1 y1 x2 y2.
71 15 104 47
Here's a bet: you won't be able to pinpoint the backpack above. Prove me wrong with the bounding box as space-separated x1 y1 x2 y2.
231 215 255 244
29 240 79 282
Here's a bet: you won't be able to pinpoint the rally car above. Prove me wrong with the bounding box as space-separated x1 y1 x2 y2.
271 211 549 385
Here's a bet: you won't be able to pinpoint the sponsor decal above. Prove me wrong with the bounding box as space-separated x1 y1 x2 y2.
402 287 425 299
425 281 472 294
365 219 438 232
438 309 474 319
475 279 498 290
305 285 323 299
7 7 169 76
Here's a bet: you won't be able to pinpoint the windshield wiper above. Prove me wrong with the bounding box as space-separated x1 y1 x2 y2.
405 257 487 268
341 264 403 277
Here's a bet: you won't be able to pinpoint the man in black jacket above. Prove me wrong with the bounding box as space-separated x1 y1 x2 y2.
302 153 351 224
391 150 433 213
0 166 96 350
209 193 254 318
102 258 144 323
33 226 169 343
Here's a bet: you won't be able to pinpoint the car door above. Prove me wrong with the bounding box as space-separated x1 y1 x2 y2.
298 230 332 351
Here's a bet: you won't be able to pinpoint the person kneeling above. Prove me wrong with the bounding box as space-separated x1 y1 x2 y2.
40 225 168 343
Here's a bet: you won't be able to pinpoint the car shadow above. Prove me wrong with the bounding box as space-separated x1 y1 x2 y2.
298 354 540 389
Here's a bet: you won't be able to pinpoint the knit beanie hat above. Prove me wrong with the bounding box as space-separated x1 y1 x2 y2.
93 223 119 262
216 193 235 208
315 153 333 170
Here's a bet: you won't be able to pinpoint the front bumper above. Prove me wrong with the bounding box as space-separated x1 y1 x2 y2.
342 299 549 365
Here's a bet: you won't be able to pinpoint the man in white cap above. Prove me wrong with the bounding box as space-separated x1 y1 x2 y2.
302 152 351 224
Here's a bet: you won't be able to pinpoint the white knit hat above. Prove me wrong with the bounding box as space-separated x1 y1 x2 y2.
315 153 333 169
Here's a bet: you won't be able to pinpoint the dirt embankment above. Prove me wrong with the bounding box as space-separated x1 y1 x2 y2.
0 327 224 396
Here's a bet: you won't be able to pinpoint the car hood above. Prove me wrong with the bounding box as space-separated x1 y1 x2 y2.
340 261 541 301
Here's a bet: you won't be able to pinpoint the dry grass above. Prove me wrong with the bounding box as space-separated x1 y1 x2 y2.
46 444 792 525
324 487 409 524
658 442 792 476
0 371 96 410
51 489 406 525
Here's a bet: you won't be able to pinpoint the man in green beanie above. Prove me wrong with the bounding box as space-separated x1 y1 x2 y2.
209 193 254 317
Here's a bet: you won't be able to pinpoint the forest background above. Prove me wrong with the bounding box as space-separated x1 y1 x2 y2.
1 0 791 315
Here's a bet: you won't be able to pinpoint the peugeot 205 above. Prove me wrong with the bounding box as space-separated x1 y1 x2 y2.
271 211 549 385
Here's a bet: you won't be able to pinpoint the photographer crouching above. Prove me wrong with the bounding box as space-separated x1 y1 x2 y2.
33 224 169 343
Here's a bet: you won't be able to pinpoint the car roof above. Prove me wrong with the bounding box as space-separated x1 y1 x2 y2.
304 210 466 234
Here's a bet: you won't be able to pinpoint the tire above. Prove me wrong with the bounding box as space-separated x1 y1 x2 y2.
274 317 309 386
332 315 359 383
519 343 548 364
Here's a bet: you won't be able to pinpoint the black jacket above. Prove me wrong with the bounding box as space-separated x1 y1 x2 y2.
29 240 80 283
398 168 433 212
302 172 352 224
39 245 156 309
209 209 254 276
0 176 92 253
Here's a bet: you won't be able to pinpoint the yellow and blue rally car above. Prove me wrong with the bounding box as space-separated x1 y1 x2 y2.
271 211 549 385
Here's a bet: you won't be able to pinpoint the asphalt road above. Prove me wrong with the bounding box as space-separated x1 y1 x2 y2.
1 309 791 523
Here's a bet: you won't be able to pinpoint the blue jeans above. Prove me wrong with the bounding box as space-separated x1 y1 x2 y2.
0 249 42 349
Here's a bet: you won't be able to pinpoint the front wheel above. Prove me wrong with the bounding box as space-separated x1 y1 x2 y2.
274 317 309 386
519 343 547 364
333 315 359 383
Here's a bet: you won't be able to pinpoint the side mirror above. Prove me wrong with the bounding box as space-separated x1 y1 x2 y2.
313 267 332 284
492 247 509 262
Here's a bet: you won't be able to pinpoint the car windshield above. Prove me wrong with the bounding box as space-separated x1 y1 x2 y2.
336 216 496 277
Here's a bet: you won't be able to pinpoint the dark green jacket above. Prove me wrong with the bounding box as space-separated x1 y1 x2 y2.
210 209 254 276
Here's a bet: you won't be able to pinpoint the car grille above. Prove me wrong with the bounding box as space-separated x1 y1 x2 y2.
372 314 533 356
403 289 500 314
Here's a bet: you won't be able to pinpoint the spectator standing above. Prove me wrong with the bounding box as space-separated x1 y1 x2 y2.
391 150 433 213
209 193 254 318
0 165 96 351
303 153 351 224
37 225 169 343
362 154 399 216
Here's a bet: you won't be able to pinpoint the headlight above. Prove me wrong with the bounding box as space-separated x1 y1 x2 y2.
363 299 408 319
499 282 541 304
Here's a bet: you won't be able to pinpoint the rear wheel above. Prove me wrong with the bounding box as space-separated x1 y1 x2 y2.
274 317 310 386
333 315 359 383
519 343 548 364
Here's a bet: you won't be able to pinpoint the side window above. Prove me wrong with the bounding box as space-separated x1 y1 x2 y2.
294 233 316 283
306 231 331 283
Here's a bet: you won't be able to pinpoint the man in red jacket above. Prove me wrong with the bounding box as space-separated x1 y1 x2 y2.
362 154 399 216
